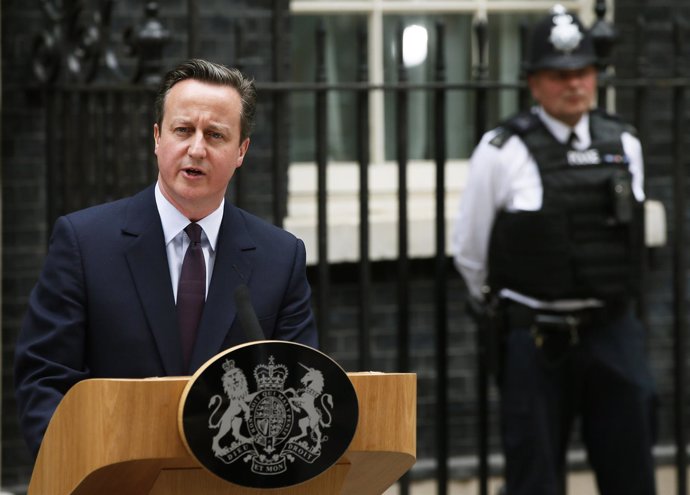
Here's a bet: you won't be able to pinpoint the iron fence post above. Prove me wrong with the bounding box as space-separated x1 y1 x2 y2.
672 18 688 495
396 20 411 495
434 20 449 495
473 18 490 495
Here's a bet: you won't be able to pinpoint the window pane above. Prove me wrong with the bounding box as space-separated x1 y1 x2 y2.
289 11 544 163
486 12 542 124
290 15 365 162
383 14 473 160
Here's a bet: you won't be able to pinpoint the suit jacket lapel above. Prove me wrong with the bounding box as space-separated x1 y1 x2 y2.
189 203 255 371
123 186 185 376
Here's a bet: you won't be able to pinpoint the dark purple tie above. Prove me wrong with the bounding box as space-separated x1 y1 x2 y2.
177 223 205 368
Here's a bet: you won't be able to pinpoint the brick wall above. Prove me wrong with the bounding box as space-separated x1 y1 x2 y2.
614 1 690 453
312 260 497 464
2 1 49 486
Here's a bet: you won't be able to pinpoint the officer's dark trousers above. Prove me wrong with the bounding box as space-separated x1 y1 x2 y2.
500 303 657 495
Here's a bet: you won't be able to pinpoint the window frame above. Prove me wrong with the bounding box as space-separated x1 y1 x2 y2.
286 0 599 263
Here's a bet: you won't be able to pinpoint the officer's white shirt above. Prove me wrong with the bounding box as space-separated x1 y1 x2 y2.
451 106 644 310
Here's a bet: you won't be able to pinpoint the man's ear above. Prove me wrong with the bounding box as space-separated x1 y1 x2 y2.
153 123 160 154
237 138 250 167
526 74 540 102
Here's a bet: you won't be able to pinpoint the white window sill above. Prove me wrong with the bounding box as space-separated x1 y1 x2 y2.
284 160 468 265
284 160 668 266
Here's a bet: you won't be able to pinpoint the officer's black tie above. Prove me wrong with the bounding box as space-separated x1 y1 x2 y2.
567 131 578 148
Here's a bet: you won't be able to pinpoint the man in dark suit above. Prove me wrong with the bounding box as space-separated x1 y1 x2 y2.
14 59 318 457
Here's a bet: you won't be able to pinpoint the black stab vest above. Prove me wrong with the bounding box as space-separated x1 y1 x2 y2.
487 111 643 302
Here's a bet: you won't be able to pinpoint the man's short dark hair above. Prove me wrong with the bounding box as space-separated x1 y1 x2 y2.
155 59 256 142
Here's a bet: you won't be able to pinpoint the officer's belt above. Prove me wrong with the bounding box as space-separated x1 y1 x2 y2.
504 300 628 331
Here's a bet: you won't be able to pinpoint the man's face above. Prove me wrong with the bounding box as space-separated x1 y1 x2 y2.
528 66 597 127
154 79 250 221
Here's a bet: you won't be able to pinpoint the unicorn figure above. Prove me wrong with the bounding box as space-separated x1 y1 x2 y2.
288 363 333 451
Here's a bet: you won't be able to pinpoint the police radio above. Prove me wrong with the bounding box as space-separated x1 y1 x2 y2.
610 170 634 223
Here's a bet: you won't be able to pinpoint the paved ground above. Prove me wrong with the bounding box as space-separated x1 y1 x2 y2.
384 466 684 494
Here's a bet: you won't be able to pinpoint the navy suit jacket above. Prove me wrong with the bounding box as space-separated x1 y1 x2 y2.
14 185 318 456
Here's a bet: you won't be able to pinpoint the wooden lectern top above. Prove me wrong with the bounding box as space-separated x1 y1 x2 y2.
29 372 416 495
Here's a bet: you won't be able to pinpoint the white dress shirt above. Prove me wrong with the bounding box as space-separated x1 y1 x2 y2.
155 182 224 302
451 107 645 310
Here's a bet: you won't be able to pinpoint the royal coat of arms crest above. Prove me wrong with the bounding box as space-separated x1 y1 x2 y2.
180 341 358 489
207 356 334 474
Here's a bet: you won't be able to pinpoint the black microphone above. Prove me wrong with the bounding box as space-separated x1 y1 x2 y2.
234 284 266 341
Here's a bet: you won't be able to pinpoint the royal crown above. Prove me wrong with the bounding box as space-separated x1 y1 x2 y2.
222 359 237 373
254 355 288 391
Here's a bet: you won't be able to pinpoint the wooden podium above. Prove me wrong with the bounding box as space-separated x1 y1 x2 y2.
28 372 416 495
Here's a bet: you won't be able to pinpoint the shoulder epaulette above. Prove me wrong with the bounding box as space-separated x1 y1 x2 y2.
489 127 513 148
507 112 541 135
488 111 540 148
590 108 638 136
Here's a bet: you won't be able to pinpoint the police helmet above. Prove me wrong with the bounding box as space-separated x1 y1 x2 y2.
525 5 597 73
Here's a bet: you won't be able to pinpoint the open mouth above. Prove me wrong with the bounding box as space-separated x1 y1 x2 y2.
183 167 204 177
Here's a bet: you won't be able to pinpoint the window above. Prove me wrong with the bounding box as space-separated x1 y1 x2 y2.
286 0 596 263
291 15 364 162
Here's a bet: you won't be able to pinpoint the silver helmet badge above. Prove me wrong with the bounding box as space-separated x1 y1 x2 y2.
548 6 584 53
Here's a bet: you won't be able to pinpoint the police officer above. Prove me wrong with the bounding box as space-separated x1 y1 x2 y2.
452 5 656 495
